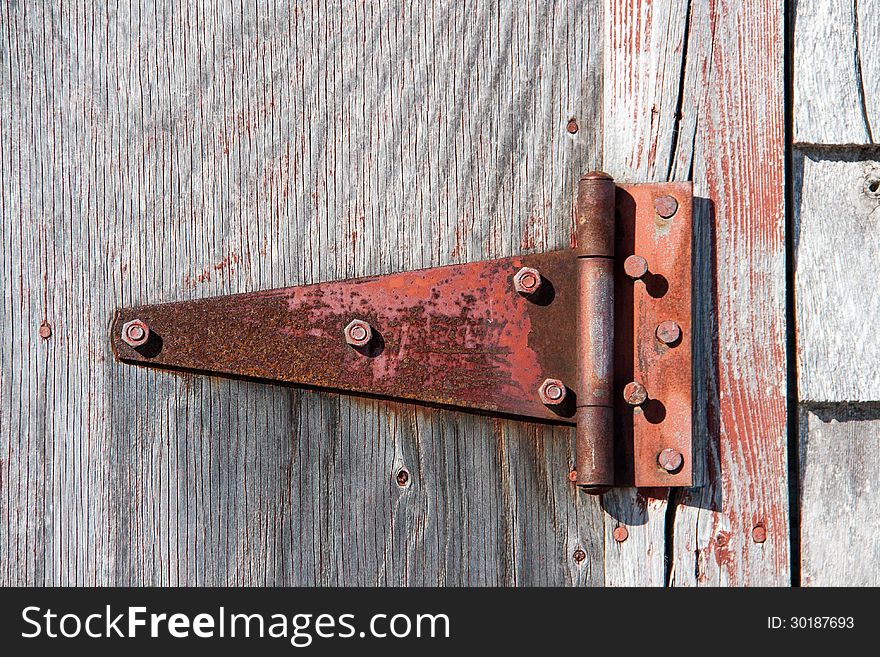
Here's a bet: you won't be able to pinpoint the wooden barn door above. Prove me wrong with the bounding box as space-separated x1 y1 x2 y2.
0 1 789 586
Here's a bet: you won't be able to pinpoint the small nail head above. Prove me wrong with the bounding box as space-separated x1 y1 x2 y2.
623 255 648 280
655 195 679 218
568 470 578 482
344 319 372 347
396 469 410 487
656 320 682 345
613 526 629 543
39 322 52 339
539 378 567 405
566 118 579 134
658 448 684 473
623 381 648 406
122 319 150 347
513 267 542 295
573 549 586 563
752 524 767 544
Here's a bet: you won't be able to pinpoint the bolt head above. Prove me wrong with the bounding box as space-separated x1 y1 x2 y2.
396 469 410 487
656 320 682 345
121 319 150 348
658 448 684 473
623 255 648 280
623 381 648 406
513 267 542 295
613 526 629 543
566 118 579 134
38 322 52 339
344 319 373 347
654 194 679 218
573 549 586 563
568 470 578 482
538 378 567 405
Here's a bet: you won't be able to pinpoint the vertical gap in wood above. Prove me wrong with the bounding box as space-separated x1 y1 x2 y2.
665 0 692 182
663 488 678 586
784 0 801 588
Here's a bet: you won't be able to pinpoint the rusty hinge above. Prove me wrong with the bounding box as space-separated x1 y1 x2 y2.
111 173 693 492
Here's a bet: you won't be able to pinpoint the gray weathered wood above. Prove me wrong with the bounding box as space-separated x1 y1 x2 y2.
794 0 880 145
0 0 606 586
794 150 880 403
799 406 880 586
605 0 790 586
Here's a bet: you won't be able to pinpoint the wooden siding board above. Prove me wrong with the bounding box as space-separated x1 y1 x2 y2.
604 0 790 585
799 406 880 586
794 150 880 403
0 0 606 586
794 0 880 145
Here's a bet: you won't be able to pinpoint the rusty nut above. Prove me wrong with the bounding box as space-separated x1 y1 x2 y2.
344 319 373 347
513 267 542 295
121 319 150 348
623 381 648 406
538 378 567 405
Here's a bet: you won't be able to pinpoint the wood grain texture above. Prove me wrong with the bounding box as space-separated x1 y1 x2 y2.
0 0 606 585
794 150 880 402
794 0 880 145
799 406 880 586
605 0 790 585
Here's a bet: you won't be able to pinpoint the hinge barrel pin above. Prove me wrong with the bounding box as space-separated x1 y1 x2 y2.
574 172 616 493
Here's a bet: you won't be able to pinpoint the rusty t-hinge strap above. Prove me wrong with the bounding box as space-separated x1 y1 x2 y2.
111 173 693 491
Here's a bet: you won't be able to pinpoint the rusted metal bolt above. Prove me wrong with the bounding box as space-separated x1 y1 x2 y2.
38 321 52 339
656 320 682 345
568 470 578 482
396 469 410 487
566 117 579 134
623 381 648 406
654 195 679 218
513 267 542 295
658 448 684 473
538 378 567 405
573 549 586 564
752 524 767 544
344 319 373 347
716 532 730 547
623 254 648 280
121 319 150 348
613 526 629 543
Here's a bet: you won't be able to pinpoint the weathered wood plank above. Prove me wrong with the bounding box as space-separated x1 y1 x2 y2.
602 0 690 587
794 0 880 145
0 0 605 585
799 406 880 586
605 0 790 585
794 150 880 402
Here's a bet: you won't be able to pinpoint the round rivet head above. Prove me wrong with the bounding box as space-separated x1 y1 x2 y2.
623 381 648 406
656 320 682 345
613 526 629 543
623 255 648 280
344 319 373 347
538 378 567 405
121 319 150 348
654 195 679 218
658 448 684 473
752 524 767 544
513 267 542 295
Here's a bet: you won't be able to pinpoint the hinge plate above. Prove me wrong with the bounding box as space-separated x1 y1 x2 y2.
111 180 692 489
